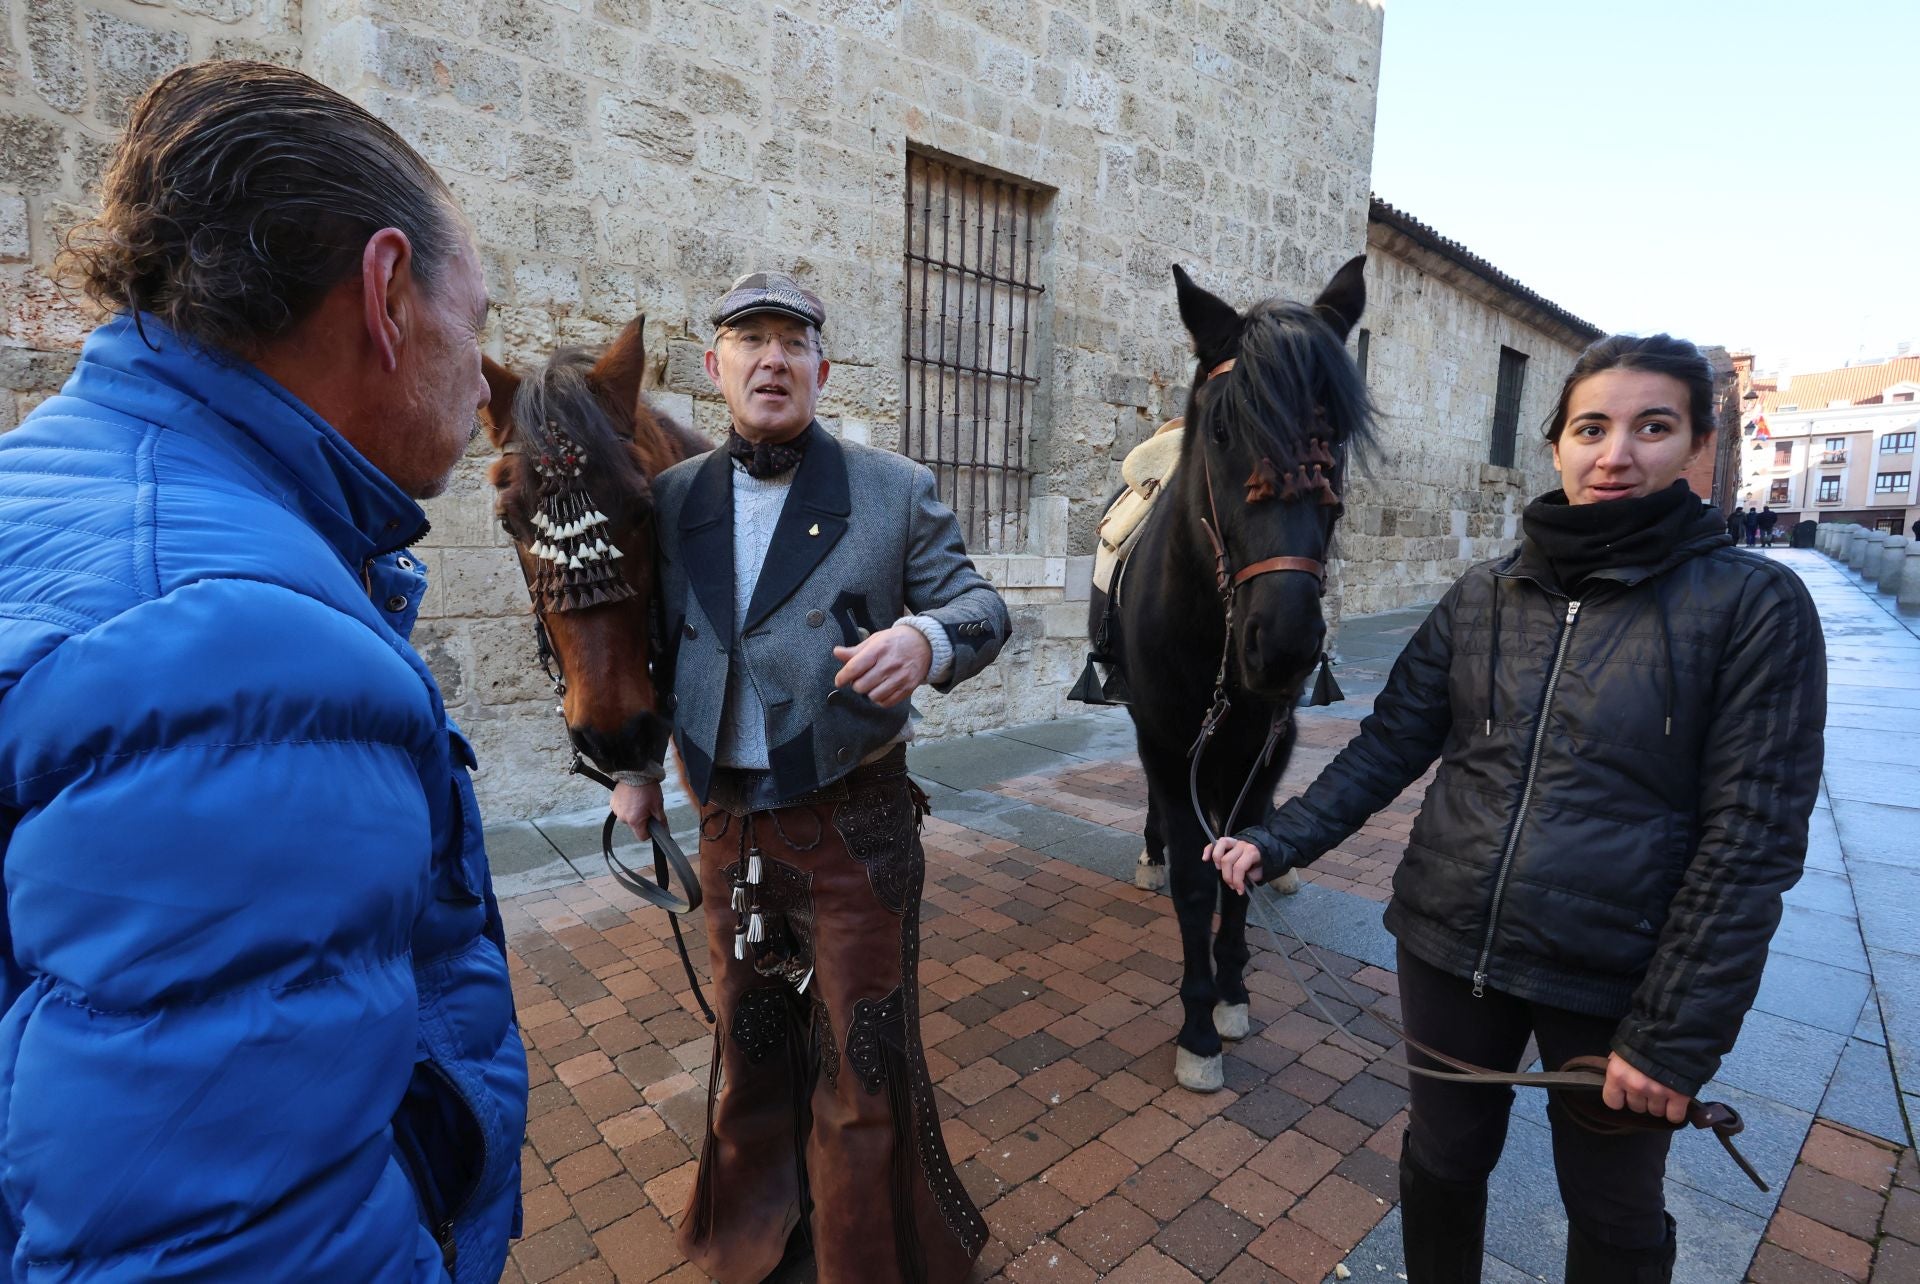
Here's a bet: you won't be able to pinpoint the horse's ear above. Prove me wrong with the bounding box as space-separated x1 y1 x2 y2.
1172 264 1242 361
590 313 648 434
482 356 520 449
1312 255 1367 342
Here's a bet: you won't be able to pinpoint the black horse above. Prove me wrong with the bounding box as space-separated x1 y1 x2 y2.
1088 260 1373 1091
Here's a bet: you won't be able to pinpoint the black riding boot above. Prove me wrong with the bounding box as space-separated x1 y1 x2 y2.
1565 1213 1675 1284
1399 1152 1487 1284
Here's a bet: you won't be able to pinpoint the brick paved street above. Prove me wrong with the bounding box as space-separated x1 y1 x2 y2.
491 552 1918 1282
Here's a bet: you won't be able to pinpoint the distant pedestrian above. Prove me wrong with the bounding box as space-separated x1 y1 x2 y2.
1910 517 1918 540
1208 333 1826 1284
1727 505 1745 541
1760 506 1779 546
1744 508 1760 546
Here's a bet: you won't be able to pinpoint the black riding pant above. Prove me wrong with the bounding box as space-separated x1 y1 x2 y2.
1397 946 1673 1251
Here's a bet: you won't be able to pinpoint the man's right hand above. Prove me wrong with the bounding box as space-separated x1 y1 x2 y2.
612 780 666 842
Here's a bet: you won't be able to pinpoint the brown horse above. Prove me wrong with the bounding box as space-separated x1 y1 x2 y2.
482 315 707 782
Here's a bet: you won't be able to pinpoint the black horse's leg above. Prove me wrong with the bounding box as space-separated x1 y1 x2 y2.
1211 720 1296 1042
1141 745 1228 1091
1136 793 1167 890
1212 886 1251 1038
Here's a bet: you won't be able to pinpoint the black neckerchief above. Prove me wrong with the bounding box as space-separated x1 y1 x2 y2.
726 427 808 480
1522 481 1703 592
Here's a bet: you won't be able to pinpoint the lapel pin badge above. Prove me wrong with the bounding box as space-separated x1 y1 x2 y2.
808 523 820 536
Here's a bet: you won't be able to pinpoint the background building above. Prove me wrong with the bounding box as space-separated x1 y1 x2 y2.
1739 357 1920 534
1339 199 1602 615
0 3 1604 820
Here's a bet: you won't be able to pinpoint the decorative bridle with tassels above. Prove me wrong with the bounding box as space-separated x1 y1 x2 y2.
500 423 714 1023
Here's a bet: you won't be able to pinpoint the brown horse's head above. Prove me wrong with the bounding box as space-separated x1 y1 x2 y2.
483 316 701 780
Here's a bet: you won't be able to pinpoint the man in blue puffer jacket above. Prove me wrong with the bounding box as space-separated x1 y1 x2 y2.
0 62 525 1280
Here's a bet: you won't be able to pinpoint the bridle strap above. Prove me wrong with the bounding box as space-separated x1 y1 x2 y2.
1234 555 1327 587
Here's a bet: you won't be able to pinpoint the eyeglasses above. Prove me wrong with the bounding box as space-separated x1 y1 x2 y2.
723 330 817 359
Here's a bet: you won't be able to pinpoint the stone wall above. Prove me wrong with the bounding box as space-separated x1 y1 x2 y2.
1330 211 1596 619
1 0 1388 818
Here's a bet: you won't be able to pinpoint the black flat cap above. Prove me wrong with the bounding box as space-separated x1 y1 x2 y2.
710 271 826 330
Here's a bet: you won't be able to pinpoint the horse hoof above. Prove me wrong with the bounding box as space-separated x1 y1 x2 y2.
1134 851 1166 891
1174 1047 1226 1092
1270 867 1302 895
1213 1002 1250 1041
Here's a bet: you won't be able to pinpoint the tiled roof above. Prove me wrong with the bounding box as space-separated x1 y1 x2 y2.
1762 357 1920 413
1368 196 1605 345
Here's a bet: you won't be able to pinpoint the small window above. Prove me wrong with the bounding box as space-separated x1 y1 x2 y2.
1355 327 1370 383
1892 392 1915 403
1489 346 1528 468
1825 437 1847 451
1822 437 1849 463
1883 431 1915 453
1773 442 1792 466
1875 472 1911 493
1769 479 1790 504
1818 476 1842 503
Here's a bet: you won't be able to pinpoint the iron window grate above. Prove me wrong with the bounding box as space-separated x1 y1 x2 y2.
901 152 1046 552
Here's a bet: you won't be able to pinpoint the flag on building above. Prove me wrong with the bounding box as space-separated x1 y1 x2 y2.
1750 414 1771 441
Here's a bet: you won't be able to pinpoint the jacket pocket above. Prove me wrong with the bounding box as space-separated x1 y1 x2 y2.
443 729 489 904
393 1057 487 1267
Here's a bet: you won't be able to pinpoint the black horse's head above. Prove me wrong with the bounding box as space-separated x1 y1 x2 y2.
1173 257 1374 699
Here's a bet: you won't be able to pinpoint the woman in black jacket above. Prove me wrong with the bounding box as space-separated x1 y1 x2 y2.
1206 335 1826 1284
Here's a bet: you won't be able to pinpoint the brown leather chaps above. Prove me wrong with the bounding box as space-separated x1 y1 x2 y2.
676 750 987 1284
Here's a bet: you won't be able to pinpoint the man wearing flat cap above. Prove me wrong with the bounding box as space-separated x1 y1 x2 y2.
613 271 1009 1284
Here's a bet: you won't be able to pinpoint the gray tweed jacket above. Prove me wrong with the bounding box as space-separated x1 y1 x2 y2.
653 422 1010 804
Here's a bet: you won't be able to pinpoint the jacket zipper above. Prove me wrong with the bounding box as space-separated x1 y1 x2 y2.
396 1057 487 1276
1473 598 1581 998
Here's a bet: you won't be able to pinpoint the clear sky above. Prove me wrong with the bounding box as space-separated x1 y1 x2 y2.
1369 1 1919 374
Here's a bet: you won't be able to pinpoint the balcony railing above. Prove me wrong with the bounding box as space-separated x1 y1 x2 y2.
1816 493 1842 505
1820 450 1848 464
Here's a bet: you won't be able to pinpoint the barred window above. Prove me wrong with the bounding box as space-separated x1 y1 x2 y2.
1769 479 1790 504
1818 476 1841 503
901 152 1048 551
1773 442 1792 467
1489 346 1528 468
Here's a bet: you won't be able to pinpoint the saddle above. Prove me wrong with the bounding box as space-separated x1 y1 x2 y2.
1093 417 1186 596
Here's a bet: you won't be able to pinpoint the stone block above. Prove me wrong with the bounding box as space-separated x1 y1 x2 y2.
0 196 27 262
439 546 529 618
480 0 562 58
26 0 85 114
511 258 582 307
86 10 191 126
0 346 78 393
599 92 694 162
0 111 63 190
593 0 649 31
529 67 589 136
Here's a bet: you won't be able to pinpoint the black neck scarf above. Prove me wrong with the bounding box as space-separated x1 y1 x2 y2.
726 427 809 480
1522 481 1702 591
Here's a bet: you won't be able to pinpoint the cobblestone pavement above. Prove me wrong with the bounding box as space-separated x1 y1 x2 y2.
490 553 1915 1283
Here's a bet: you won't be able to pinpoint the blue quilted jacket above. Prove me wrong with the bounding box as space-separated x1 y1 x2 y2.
0 318 526 1281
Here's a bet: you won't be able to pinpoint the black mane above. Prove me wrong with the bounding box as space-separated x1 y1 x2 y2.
1194 299 1376 470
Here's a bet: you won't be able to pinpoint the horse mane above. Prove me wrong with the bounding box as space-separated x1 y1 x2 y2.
499 346 701 525
1196 300 1377 470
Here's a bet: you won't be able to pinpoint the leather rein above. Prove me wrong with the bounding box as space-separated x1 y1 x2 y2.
1175 362 1764 1190
499 440 715 1023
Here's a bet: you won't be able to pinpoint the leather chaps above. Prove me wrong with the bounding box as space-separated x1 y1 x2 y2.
676 748 987 1284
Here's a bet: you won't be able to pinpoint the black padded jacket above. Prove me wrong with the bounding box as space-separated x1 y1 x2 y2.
1239 517 1826 1096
